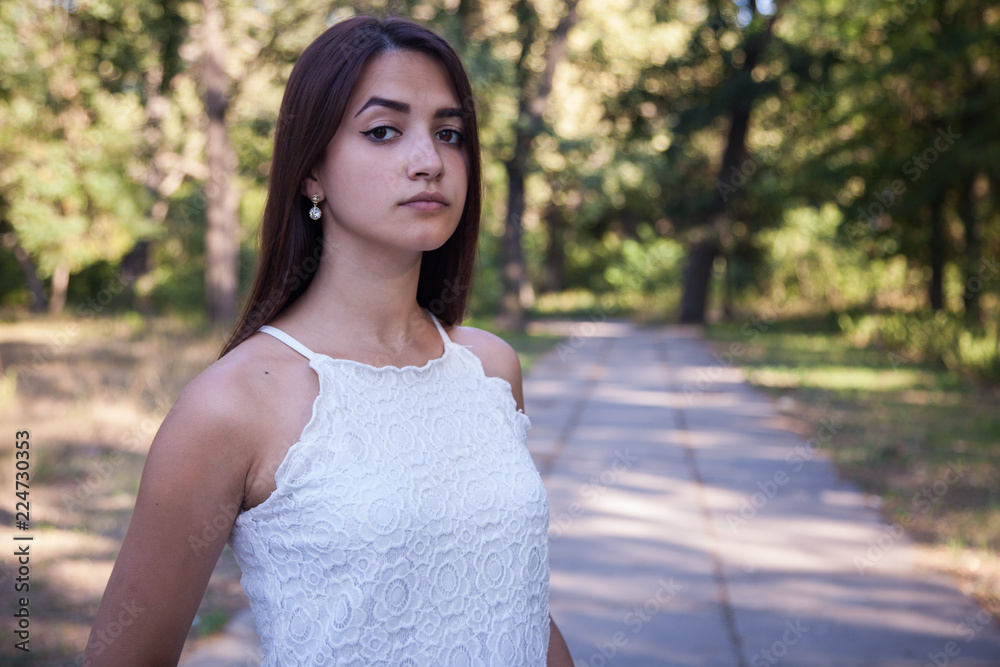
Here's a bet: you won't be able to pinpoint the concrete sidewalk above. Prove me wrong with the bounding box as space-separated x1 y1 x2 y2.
533 320 1000 666
180 320 1000 666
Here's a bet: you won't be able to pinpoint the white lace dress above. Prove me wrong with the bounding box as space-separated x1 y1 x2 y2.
226 310 550 666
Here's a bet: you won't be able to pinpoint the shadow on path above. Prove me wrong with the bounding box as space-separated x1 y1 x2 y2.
534 321 1000 667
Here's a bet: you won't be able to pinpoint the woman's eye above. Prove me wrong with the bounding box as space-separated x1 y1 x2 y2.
437 129 463 145
361 126 400 142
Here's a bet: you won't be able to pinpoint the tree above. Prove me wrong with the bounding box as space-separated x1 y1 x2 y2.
492 0 579 331
793 0 1000 317
0 1 157 313
0 0 206 315
200 0 240 323
617 0 792 323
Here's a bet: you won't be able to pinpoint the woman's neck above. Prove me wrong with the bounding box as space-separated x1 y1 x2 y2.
273 239 435 356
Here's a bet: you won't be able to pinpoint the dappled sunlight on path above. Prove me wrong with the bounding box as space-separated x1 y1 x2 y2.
531 321 1000 666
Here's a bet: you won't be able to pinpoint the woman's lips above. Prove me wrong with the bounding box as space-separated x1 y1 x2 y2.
400 192 448 212
401 200 447 211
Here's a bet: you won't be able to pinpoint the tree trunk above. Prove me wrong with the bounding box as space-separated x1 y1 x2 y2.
542 201 564 293
121 240 152 311
928 198 945 312
722 253 734 321
678 4 784 324
678 96 749 324
11 242 47 312
48 262 70 316
621 209 638 240
202 0 239 324
680 240 720 323
499 154 528 331
497 0 578 332
959 174 985 325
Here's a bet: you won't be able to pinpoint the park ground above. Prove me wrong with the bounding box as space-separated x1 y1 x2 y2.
0 312 997 663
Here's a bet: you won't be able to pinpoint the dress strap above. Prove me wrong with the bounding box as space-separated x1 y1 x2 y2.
426 309 452 345
258 325 316 362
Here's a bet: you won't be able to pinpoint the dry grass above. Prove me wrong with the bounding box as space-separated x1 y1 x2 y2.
0 316 247 664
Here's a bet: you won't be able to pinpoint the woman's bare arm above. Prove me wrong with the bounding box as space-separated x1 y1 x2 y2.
548 615 574 666
85 368 254 666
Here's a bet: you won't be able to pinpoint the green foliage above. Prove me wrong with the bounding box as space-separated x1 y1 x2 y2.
0 247 27 308
148 184 207 314
1 0 997 341
193 608 230 637
838 310 1000 383
755 204 871 308
0 0 185 313
601 225 684 296
471 224 504 317
556 222 685 316
66 260 127 310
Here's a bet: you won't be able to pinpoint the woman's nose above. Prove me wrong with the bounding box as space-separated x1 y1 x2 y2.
407 132 444 180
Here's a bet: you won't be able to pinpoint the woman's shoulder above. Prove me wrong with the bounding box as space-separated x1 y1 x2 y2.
446 324 520 371
169 332 299 440
445 323 524 408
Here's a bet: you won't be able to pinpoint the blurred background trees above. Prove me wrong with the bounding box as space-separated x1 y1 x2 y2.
1 0 997 375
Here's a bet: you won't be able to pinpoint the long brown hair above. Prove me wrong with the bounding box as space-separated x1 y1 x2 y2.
219 16 481 358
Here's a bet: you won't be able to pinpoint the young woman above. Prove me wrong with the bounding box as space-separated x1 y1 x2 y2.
86 15 572 667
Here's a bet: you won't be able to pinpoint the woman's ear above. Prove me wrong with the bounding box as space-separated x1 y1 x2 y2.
301 173 323 201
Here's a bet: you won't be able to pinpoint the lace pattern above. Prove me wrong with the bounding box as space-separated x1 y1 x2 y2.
227 312 550 666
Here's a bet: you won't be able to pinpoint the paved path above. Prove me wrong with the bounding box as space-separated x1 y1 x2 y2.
180 320 1000 666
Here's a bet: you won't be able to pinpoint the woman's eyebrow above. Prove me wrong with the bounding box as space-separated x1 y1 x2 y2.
434 107 466 120
355 96 408 116
354 96 466 120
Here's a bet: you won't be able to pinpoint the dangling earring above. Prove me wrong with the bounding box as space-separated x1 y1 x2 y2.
308 194 322 220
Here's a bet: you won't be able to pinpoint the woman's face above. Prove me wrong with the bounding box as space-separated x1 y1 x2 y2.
304 50 469 260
